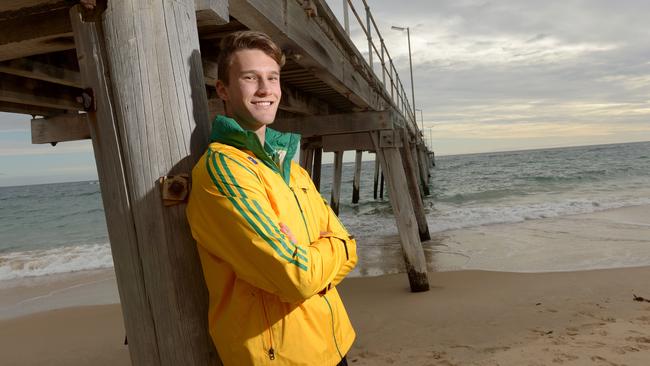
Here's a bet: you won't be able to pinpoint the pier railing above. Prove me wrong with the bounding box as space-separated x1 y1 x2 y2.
331 0 419 134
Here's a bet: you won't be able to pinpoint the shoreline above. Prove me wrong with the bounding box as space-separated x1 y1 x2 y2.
2 267 649 365
1 203 649 364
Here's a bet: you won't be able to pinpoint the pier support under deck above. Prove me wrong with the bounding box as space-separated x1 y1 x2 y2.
401 131 431 241
71 3 219 365
312 147 322 190
352 150 362 204
371 131 429 292
331 150 344 215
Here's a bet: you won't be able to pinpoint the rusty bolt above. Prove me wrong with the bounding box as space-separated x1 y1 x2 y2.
169 181 184 195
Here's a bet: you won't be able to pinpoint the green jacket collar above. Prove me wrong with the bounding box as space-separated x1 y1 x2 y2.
210 115 300 184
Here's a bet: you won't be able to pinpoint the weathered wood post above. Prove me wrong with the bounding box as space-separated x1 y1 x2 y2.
352 150 362 203
373 153 380 199
411 141 429 196
312 146 322 190
300 142 314 176
371 130 429 292
71 2 221 364
400 130 431 241
331 150 344 215
417 145 431 194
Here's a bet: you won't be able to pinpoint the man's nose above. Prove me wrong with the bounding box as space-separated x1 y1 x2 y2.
256 78 271 95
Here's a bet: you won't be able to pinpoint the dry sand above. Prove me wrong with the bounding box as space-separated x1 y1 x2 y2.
1 205 649 365
341 268 650 366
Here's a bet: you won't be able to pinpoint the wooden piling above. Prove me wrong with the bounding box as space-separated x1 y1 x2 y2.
371 131 429 292
72 2 219 364
312 146 322 190
380 171 385 199
331 150 344 215
373 154 380 199
412 144 430 196
352 150 362 204
400 131 431 241
300 143 314 176
417 146 431 193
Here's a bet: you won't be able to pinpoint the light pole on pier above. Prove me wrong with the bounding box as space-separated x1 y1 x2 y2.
391 25 416 119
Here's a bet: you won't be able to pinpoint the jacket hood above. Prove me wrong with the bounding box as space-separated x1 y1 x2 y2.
209 115 300 184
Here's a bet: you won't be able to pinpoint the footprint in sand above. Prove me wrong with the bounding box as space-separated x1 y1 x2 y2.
551 352 579 364
481 346 510 354
590 355 623 366
612 345 640 355
635 315 650 323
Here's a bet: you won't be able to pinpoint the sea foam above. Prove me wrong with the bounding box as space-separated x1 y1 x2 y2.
0 243 114 281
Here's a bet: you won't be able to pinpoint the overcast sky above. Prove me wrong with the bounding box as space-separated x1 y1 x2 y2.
334 0 650 154
2 0 650 186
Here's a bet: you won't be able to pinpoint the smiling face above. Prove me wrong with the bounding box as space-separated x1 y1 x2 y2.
216 49 282 132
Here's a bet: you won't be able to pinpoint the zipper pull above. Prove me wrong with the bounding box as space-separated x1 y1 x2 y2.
268 347 275 360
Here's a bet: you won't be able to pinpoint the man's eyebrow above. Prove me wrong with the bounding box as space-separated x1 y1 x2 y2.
239 70 280 75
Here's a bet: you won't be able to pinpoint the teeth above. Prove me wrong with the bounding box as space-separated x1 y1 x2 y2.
253 102 272 106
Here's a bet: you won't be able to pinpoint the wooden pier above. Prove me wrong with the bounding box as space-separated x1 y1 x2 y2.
0 0 435 364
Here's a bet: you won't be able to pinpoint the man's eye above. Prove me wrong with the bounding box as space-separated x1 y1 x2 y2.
269 76 279 82
244 75 257 80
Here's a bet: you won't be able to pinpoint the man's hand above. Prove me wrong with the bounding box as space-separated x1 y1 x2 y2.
279 223 297 245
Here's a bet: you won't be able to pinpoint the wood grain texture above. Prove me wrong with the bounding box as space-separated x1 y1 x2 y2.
273 110 394 137
0 58 81 88
74 1 218 364
0 73 82 110
0 7 74 61
0 100 64 116
322 132 374 152
70 7 162 365
194 0 229 27
371 131 429 292
400 130 431 241
30 113 89 143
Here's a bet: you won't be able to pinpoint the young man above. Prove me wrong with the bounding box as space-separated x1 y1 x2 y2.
186 31 357 366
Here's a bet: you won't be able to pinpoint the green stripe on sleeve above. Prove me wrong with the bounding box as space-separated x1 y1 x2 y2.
208 152 308 271
216 153 308 261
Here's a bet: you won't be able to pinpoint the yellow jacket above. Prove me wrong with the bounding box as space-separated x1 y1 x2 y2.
187 115 357 366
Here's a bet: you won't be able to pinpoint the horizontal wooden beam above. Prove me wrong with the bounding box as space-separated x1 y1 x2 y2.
0 0 65 13
0 100 64 116
31 113 90 144
273 110 396 137
0 7 74 61
195 0 229 27
0 58 81 87
0 73 83 110
229 0 383 111
322 132 374 152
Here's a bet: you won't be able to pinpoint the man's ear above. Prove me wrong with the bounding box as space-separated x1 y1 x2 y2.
216 80 228 101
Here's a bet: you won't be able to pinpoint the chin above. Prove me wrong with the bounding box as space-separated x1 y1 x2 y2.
253 113 278 125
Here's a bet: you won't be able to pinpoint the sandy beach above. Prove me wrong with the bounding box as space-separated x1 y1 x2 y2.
1 205 649 365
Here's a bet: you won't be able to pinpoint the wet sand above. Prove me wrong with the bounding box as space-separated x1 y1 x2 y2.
1 204 649 365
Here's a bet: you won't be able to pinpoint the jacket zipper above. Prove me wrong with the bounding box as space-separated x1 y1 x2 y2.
260 295 276 360
323 294 343 359
290 187 312 243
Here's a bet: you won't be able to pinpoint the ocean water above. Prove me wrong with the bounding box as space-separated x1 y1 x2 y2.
1 141 648 281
